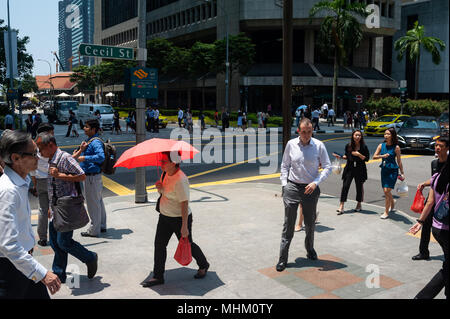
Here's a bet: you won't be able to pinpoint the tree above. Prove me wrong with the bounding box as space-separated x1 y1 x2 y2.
70 65 96 91
188 42 215 110
394 21 446 100
213 32 255 108
0 19 34 90
309 0 367 111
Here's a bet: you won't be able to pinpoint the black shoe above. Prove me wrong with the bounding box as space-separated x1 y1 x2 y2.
81 232 98 238
194 263 210 279
142 278 164 287
276 261 287 272
307 250 318 260
86 252 98 279
101 228 107 233
38 239 47 247
412 253 430 261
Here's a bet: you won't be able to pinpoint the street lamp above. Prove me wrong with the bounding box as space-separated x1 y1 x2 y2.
37 59 54 103
204 0 229 113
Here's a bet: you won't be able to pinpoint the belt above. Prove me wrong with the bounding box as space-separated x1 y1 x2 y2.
86 172 100 176
288 180 308 187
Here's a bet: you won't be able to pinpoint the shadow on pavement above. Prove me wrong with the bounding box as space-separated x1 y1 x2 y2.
290 257 348 272
102 228 134 240
141 268 225 296
69 276 111 297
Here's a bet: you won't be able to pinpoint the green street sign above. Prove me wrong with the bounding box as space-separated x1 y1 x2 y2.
78 43 134 60
124 67 158 99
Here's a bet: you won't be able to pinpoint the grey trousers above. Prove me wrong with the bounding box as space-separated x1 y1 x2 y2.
83 174 107 236
36 178 49 241
279 181 320 263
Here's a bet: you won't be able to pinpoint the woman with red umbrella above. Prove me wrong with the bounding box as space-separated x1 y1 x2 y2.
142 150 209 287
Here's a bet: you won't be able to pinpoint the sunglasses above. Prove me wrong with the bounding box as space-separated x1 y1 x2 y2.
19 151 39 158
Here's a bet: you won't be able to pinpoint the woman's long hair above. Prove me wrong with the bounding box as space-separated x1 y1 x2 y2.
436 161 449 195
350 130 365 151
384 127 398 145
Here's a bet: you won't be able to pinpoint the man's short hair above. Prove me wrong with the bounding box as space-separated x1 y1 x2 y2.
36 132 57 147
0 130 32 166
85 119 100 132
37 122 54 134
437 136 449 147
299 118 312 128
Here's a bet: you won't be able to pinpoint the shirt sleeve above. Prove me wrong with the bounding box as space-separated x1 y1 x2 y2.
313 142 332 185
64 154 85 176
0 189 47 283
280 141 291 187
83 140 105 164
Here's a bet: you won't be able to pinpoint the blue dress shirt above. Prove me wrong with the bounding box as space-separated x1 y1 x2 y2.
80 134 105 174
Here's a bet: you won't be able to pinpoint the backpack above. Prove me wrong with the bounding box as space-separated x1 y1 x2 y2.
89 137 117 175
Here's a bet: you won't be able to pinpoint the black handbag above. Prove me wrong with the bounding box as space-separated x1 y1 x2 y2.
155 171 166 213
51 161 89 232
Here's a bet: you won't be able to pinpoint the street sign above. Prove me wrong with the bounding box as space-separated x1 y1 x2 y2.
78 43 134 60
125 67 158 99
6 88 17 100
356 95 363 103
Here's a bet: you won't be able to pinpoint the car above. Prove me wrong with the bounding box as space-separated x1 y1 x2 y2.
44 100 79 123
364 114 410 136
158 116 168 129
77 104 114 130
437 111 449 137
397 116 440 153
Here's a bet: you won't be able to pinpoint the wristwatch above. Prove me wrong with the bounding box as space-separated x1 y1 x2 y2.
416 219 424 225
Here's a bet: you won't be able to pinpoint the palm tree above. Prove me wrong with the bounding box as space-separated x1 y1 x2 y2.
394 21 446 100
309 0 367 112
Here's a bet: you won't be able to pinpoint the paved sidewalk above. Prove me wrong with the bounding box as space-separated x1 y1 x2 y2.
32 182 445 299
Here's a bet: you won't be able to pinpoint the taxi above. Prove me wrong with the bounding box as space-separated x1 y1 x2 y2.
364 114 410 136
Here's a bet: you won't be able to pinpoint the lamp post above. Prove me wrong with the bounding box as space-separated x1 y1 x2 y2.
37 59 54 104
6 0 15 127
204 0 229 113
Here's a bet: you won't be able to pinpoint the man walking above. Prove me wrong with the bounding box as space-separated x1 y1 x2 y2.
276 118 331 271
153 107 160 133
412 136 449 261
29 123 55 247
72 119 107 237
177 107 184 128
311 108 320 131
35 133 98 283
0 130 61 298
327 107 335 127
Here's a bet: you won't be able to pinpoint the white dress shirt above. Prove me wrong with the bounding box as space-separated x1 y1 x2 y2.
29 152 49 179
0 166 48 283
280 137 332 187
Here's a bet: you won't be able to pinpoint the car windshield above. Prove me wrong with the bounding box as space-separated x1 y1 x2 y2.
58 101 78 111
96 106 114 114
376 116 396 122
403 118 438 129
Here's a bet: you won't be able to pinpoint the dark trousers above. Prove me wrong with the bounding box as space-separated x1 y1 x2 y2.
0 258 50 299
153 214 208 280
418 201 434 256
340 173 364 203
49 221 96 283
279 181 320 263
415 227 449 299
313 118 320 130
65 124 72 137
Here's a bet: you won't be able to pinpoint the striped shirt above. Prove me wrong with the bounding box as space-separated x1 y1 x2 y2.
47 148 85 206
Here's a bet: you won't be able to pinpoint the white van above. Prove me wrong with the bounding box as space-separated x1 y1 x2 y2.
78 104 114 130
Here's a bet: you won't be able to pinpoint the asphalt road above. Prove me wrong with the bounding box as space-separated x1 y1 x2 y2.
25 117 435 220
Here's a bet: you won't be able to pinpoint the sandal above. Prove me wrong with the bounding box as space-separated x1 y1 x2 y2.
336 209 344 215
380 214 389 219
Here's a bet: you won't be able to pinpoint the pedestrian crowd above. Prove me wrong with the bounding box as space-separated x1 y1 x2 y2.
0 111 448 300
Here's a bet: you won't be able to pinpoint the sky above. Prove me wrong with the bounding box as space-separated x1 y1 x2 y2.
0 0 59 77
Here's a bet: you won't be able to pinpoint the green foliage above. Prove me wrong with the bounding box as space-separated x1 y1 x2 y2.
213 32 256 75
365 96 448 117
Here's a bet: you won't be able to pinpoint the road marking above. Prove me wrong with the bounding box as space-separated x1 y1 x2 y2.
102 175 134 196
405 230 437 243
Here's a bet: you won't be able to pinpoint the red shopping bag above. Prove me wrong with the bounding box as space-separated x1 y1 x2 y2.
174 237 192 266
410 189 425 213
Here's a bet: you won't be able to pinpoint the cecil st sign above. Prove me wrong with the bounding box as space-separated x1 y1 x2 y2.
78 43 134 60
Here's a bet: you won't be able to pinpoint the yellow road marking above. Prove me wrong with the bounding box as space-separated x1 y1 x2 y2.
102 175 134 196
406 229 437 243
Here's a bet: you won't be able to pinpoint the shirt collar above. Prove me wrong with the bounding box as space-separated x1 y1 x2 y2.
298 136 315 147
3 165 31 187
85 133 99 142
49 148 62 165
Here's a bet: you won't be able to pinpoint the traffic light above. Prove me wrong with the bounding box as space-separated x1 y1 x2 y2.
400 91 407 104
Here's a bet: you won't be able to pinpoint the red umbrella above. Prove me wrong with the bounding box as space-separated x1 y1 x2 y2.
114 138 199 169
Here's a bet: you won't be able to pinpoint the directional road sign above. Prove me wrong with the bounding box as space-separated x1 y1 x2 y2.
125 67 158 99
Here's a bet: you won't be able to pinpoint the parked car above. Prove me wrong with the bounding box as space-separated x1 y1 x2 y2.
158 115 168 129
397 116 440 153
77 104 114 130
437 111 449 137
364 114 410 136
44 100 78 123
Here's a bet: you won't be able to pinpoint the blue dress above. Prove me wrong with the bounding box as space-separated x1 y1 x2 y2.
379 142 398 189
